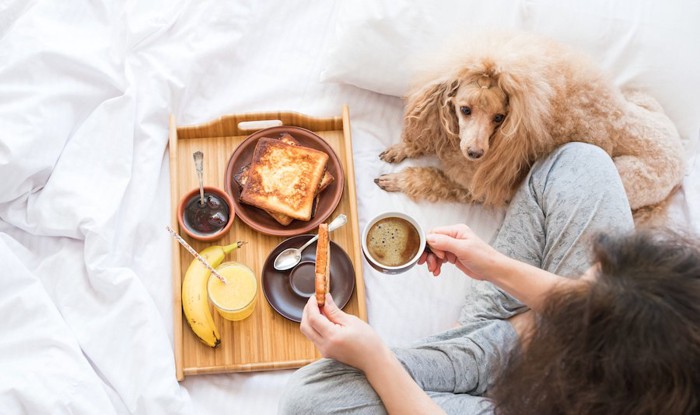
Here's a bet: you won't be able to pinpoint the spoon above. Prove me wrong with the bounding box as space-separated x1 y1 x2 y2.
193 151 205 206
273 214 348 271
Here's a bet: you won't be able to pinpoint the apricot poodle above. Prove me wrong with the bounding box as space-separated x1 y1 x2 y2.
375 32 684 219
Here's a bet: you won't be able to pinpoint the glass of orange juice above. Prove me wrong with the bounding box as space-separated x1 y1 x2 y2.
207 261 258 321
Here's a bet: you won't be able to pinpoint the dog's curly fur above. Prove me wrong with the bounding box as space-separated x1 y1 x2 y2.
376 32 685 219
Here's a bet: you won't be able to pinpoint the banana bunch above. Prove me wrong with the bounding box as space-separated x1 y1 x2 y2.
182 242 244 347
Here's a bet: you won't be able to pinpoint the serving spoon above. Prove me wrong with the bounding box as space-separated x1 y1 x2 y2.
193 151 205 206
273 214 348 271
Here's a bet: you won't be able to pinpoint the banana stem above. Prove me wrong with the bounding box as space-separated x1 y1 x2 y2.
223 241 247 254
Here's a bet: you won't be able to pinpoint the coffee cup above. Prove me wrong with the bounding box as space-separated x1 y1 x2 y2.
361 212 426 274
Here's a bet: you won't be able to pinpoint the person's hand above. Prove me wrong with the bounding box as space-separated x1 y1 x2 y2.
300 294 388 372
418 223 503 280
418 247 450 277
418 245 450 277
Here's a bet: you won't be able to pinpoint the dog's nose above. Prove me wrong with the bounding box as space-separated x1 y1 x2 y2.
467 149 484 159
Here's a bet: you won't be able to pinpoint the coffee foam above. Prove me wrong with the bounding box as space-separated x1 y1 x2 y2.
366 217 420 267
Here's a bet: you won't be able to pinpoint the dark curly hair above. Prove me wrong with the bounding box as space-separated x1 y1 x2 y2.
490 229 700 415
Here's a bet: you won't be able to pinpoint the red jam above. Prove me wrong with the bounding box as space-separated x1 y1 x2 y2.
183 193 230 235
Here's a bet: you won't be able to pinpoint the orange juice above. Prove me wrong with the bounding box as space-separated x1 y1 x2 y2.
207 261 257 321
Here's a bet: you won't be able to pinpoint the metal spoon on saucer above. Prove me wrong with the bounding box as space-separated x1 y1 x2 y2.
273 214 348 271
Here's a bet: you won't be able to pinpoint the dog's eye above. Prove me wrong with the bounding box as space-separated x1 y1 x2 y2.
493 114 505 123
460 106 471 116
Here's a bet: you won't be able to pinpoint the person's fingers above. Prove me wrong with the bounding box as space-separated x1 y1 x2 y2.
304 295 336 330
427 233 471 258
418 251 427 265
426 253 436 273
446 252 458 264
300 298 324 344
307 312 336 336
427 254 446 277
436 256 447 276
420 251 437 269
428 224 471 239
303 294 318 313
428 246 446 260
432 261 442 277
321 294 349 325
300 318 323 344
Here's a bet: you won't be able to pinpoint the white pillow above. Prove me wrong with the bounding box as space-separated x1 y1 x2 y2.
321 0 700 142
322 0 524 97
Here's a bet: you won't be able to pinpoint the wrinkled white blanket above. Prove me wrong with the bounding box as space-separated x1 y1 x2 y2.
1 1 698 414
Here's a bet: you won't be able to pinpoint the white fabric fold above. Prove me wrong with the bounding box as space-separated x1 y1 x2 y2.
0 1 697 414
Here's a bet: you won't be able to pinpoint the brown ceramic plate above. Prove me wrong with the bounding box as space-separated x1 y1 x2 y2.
224 126 345 236
262 235 355 322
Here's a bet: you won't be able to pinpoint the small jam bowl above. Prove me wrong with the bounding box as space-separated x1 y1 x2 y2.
177 186 235 242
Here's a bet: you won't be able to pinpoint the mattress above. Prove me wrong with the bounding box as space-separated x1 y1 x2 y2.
0 1 697 414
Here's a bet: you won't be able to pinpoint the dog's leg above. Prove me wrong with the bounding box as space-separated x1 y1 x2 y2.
631 190 678 228
379 143 425 164
374 167 473 203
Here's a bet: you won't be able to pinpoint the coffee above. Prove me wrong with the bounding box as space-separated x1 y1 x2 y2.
365 217 421 267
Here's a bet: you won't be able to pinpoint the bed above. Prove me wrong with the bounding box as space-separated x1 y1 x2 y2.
1 0 698 413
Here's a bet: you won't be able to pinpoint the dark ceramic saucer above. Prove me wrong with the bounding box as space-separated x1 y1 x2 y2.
261 235 355 322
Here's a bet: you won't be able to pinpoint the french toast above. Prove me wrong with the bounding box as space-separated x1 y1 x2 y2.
235 164 295 226
240 137 329 221
315 223 330 306
280 133 335 191
235 134 335 193
236 134 335 225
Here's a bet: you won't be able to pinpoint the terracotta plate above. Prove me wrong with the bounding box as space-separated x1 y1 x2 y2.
224 126 345 236
262 235 355 322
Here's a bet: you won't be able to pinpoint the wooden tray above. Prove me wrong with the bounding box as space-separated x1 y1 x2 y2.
168 106 366 380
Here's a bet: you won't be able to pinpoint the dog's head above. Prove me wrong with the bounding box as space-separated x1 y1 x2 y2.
450 72 508 160
402 55 552 205
404 57 552 161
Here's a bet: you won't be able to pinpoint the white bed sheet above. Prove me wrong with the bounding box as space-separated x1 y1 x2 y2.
0 1 698 414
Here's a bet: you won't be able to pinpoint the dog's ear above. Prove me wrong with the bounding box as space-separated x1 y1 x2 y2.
470 71 553 206
497 71 552 149
401 78 460 153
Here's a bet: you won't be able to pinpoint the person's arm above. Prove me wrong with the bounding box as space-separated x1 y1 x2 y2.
300 295 446 415
363 346 445 415
420 224 577 311
480 254 567 311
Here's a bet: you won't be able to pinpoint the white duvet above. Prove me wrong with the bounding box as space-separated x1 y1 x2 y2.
1 1 698 414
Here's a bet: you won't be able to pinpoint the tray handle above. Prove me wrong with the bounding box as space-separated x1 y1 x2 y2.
237 119 284 132
177 111 344 139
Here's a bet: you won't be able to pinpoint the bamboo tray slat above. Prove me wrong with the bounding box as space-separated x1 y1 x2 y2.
168 106 366 380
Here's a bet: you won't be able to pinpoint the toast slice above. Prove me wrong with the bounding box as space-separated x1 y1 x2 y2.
235 134 335 225
235 159 334 197
280 133 335 191
240 137 329 221
234 164 294 225
315 223 330 306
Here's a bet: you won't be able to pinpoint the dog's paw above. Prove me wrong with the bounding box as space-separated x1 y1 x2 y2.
374 174 403 192
379 145 408 164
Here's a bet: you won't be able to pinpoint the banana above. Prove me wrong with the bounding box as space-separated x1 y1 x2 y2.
182 242 244 347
